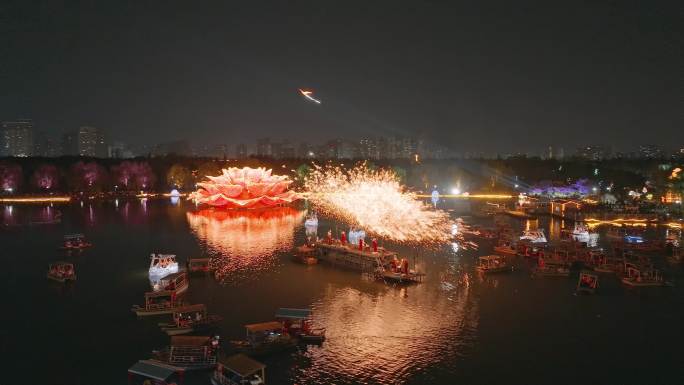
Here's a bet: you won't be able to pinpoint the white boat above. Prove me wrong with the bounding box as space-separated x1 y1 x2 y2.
149 254 179 278
520 229 547 243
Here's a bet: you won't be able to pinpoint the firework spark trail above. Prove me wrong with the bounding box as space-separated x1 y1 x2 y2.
304 164 454 244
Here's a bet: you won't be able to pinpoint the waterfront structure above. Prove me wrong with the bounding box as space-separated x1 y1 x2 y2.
189 166 301 208
1 119 33 157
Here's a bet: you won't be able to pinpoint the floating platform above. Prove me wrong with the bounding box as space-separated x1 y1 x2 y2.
315 243 397 272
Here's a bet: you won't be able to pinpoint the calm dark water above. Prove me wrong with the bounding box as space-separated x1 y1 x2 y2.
1 199 682 385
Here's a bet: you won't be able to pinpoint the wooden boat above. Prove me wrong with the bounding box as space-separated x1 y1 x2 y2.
621 264 671 287
293 244 318 265
377 269 425 283
158 304 223 336
211 354 265 385
60 234 92 250
149 253 179 278
476 255 513 273
151 335 219 371
520 229 547 243
229 321 297 357
275 307 326 345
576 271 599 294
150 271 189 295
128 360 184 385
131 290 186 316
533 264 571 277
47 262 76 283
493 243 518 256
187 257 212 273
377 257 425 283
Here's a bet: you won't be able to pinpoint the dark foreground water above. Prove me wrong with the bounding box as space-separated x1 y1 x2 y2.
1 199 682 385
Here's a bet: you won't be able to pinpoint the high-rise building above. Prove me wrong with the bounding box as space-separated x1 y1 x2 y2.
108 141 134 158
77 126 106 157
638 145 664 159
256 138 272 157
1 119 33 157
236 143 248 159
60 131 78 156
33 131 58 157
575 146 607 161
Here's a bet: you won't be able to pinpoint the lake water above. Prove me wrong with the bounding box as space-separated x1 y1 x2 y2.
1 199 682 385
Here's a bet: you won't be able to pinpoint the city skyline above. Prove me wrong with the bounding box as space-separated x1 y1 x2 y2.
1 1 682 154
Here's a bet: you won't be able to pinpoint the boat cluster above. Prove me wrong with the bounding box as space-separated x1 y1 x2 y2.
461 218 678 292
46 234 92 283
128 253 327 385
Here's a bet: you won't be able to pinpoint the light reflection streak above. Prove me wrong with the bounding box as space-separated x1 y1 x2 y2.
186 207 305 284
295 284 478 384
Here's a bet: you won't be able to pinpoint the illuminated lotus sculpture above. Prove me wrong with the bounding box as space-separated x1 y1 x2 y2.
189 167 301 208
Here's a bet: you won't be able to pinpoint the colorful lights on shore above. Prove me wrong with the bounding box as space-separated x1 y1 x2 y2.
0 196 71 203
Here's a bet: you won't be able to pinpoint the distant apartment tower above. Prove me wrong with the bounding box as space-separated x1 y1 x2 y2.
236 143 248 159
256 138 272 157
77 126 107 157
359 138 379 160
1 119 33 157
576 145 606 161
638 145 664 159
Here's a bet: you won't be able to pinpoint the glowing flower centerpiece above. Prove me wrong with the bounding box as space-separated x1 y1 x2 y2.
189 167 301 209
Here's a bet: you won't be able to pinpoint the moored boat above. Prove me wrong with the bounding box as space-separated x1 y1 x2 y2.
211 354 266 385
149 253 179 278
60 234 92 250
187 257 212 273
293 244 318 265
158 304 223 336
520 229 547 244
151 335 219 371
375 256 425 283
621 263 671 287
151 271 189 295
229 321 297 357
47 262 76 283
275 307 326 345
576 270 599 294
131 290 186 316
493 242 518 256
476 255 513 273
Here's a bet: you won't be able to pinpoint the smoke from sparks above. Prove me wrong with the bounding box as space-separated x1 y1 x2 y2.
304 164 453 244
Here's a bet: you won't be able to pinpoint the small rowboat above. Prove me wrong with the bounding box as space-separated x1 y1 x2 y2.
476 255 513 274
47 262 76 283
158 304 223 336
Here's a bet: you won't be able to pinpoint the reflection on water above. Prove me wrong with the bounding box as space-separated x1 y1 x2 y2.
294 283 478 384
186 207 305 284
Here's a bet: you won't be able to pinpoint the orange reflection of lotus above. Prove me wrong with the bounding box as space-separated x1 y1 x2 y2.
186 207 305 284
189 167 301 208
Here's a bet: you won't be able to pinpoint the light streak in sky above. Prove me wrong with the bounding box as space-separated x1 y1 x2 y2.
299 88 322 104
304 163 453 244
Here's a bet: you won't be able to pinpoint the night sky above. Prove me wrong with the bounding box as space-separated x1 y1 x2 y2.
1 1 682 153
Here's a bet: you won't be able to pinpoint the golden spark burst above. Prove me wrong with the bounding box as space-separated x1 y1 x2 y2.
304 164 453 244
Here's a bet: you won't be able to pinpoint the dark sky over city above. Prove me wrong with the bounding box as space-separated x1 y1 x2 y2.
1 1 682 154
